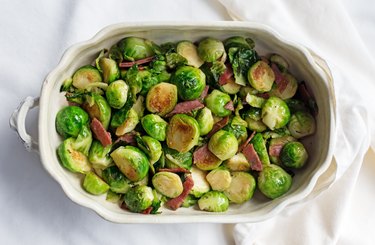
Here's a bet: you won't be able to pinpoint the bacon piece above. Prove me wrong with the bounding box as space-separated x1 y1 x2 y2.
257 93 270 99
238 130 256 153
141 207 153 215
165 100 204 117
119 56 155 68
269 144 283 157
158 168 191 174
224 100 234 111
242 143 263 171
271 63 288 93
114 132 136 146
166 175 194 210
218 64 234 85
206 116 230 138
199 85 209 102
90 118 112 147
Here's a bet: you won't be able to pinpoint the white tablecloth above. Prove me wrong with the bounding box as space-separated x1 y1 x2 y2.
1 0 374 244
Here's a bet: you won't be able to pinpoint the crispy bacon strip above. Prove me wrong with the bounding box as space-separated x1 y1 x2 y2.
238 130 256 153
242 143 263 171
166 175 194 210
158 168 191 174
271 63 288 93
119 56 155 68
90 118 112 147
199 85 209 102
114 132 136 146
224 100 234 111
206 116 230 138
165 100 204 117
141 207 153 215
218 64 234 86
269 144 284 157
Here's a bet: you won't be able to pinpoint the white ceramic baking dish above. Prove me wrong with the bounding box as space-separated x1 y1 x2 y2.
10 22 336 223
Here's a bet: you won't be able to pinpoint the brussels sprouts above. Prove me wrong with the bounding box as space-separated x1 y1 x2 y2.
146 82 178 116
198 191 229 212
138 70 160 96
88 140 112 169
83 172 110 195
106 190 122 203
190 166 211 198
115 108 139 136
242 107 267 132
72 65 102 90
287 111 316 139
268 135 296 164
221 77 241 94
206 168 232 191
223 116 248 145
223 172 256 204
228 47 259 86
176 41 204 68
164 147 193 170
198 38 225 62
195 107 214 136
106 80 129 109
141 114 168 141
98 57 120 83
118 37 155 61
270 54 289 72
268 73 298 100
239 85 258 99
181 195 198 208
56 106 89 138
245 93 266 108
137 135 162 165
280 142 308 168
132 95 145 118
152 172 183 198
258 164 292 199
208 130 238 161
110 146 150 182
123 185 154 213
102 165 131 194
224 36 253 50
166 114 200 153
57 138 92 173
250 133 270 165
204 89 232 117
262 96 291 130
224 153 251 171
82 93 111 130
248 61 275 92
171 66 206 101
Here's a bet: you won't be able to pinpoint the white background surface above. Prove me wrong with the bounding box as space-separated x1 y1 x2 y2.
1 0 374 244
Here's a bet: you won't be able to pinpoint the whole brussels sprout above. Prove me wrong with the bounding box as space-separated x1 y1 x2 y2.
83 172 110 195
152 172 183 198
102 165 131 194
287 111 316 139
56 106 89 138
208 130 238 161
280 141 308 168
106 80 129 109
98 57 120 83
198 38 225 62
166 114 200 153
137 135 163 165
118 37 155 61
88 140 112 169
171 66 206 101
204 89 232 117
261 96 290 130
82 93 112 130
110 146 150 182
123 185 154 213
224 172 256 204
146 82 178 116
198 191 229 212
206 167 232 191
195 107 214 136
258 164 292 199
141 114 168 141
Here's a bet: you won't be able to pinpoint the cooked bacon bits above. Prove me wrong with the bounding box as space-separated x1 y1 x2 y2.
271 63 288 93
206 116 230 138
242 143 263 171
165 100 204 117
119 56 155 68
90 118 112 146
166 175 194 210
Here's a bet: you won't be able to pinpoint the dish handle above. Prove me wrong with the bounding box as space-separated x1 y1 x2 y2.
10 96 40 153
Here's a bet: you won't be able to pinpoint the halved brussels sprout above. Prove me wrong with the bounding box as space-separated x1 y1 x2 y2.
270 54 289 72
88 140 112 169
224 153 251 171
146 82 178 116
268 73 298 100
98 57 120 83
110 146 150 182
141 114 168 141
245 93 266 108
165 147 193 170
248 60 275 92
82 93 112 130
195 107 214 136
280 141 308 168
171 66 206 101
118 37 155 61
250 132 270 165
268 135 296 164
208 130 238 161
57 138 92 174
261 96 291 130
152 172 183 198
166 114 200 153
198 191 229 212
287 111 316 139
176 41 204 68
198 38 225 62
123 185 154 213
56 106 89 138
258 164 292 199
190 166 211 198
223 172 256 204
206 168 232 191
72 65 102 90
106 80 129 109
137 135 162 165
115 108 139 136
83 172 110 195
204 89 232 117
102 165 131 194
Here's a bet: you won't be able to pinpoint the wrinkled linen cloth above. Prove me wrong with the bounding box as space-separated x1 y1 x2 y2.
217 0 375 244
